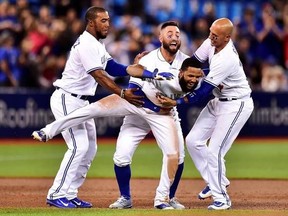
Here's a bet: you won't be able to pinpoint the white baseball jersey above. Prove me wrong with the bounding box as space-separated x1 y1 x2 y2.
130 48 189 106
186 38 254 206
195 38 251 99
53 30 112 96
47 30 112 200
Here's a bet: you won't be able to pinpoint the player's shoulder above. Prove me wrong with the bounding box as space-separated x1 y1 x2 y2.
79 31 101 46
142 49 158 59
176 50 189 61
139 49 158 65
76 31 105 55
222 41 239 61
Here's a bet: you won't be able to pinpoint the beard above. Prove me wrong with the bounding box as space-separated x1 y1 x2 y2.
96 30 108 39
179 76 198 93
162 41 181 54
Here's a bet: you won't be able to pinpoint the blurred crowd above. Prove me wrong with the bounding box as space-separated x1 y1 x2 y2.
0 0 287 92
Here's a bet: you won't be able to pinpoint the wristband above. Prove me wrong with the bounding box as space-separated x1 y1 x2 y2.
142 69 153 78
176 97 186 105
120 89 126 98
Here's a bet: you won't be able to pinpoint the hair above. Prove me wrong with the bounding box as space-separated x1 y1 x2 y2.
84 6 106 23
160 21 179 30
180 57 202 71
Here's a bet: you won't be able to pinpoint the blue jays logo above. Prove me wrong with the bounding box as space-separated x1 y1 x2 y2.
101 56 106 64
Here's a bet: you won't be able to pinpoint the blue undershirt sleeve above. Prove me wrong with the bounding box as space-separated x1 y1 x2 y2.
176 80 215 105
105 59 128 77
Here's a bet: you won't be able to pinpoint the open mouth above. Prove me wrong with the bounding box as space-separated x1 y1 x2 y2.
187 83 194 89
170 42 177 47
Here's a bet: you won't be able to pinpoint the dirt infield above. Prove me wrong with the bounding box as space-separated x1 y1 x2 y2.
0 178 287 210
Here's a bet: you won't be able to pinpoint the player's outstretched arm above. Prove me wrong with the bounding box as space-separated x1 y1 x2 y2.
158 81 215 107
105 59 174 80
127 64 174 80
90 69 144 106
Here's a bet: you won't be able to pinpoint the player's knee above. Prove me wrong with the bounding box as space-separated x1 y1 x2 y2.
113 155 132 167
167 153 179 165
207 150 218 161
179 155 185 164
86 145 97 161
178 147 185 164
74 144 89 156
185 136 193 148
185 137 203 151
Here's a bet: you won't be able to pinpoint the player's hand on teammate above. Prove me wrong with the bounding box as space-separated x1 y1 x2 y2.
134 51 150 64
123 88 145 107
156 93 177 108
153 69 175 80
158 107 172 115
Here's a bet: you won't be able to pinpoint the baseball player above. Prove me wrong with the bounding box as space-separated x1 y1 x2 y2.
109 21 189 210
32 57 204 209
158 18 254 210
32 6 173 209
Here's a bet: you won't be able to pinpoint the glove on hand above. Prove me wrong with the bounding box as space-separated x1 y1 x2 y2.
153 69 174 80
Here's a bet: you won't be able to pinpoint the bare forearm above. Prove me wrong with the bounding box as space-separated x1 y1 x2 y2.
91 70 122 96
126 64 146 78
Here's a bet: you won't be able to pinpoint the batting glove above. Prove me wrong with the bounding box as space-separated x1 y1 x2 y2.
153 69 174 80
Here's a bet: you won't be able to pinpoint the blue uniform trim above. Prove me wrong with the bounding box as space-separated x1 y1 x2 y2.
191 54 205 63
105 59 128 76
50 93 77 199
176 80 214 105
128 82 162 112
114 164 131 198
202 68 210 76
169 162 184 199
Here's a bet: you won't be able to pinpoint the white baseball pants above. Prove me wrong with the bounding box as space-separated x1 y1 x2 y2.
186 97 254 204
43 94 180 202
47 89 97 200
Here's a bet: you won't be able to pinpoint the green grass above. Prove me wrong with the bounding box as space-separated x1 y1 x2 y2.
0 208 287 216
226 142 288 179
1 139 288 216
0 139 287 179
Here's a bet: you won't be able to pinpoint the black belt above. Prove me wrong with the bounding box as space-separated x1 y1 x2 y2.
56 87 89 100
219 98 237 101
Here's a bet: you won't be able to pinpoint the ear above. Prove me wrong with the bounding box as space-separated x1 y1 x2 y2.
178 69 184 78
159 34 163 43
225 34 231 42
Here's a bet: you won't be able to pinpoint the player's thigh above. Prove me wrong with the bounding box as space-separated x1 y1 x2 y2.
186 103 216 145
209 100 253 155
175 118 185 163
50 90 89 118
60 123 90 152
50 91 91 151
147 114 178 155
85 118 97 158
91 94 132 117
114 115 150 166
